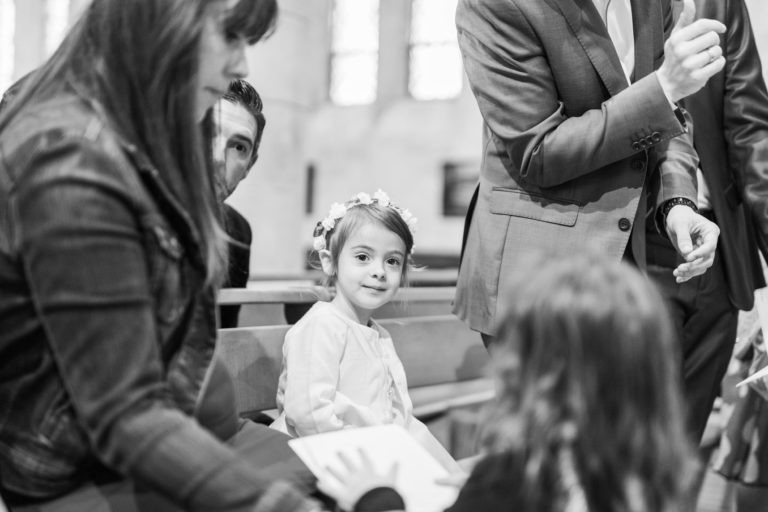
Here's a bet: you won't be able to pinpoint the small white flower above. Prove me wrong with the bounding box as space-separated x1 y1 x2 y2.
407 217 418 233
399 208 413 222
313 236 326 251
321 217 335 231
356 192 373 205
373 189 390 207
328 202 347 219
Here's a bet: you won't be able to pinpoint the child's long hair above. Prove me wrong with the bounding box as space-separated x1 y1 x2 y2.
483 251 697 512
0 0 277 285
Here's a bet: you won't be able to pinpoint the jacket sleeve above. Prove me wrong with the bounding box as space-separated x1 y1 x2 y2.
646 0 699 226
649 106 699 226
455 0 686 188
722 0 768 252
11 138 313 511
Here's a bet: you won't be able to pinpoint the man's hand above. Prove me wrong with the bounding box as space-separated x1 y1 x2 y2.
656 0 726 102
665 205 720 283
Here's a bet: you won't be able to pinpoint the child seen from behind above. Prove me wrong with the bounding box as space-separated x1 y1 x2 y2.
270 190 456 470
318 252 701 512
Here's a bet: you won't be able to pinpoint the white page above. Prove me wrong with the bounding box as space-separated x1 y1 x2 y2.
289 424 459 512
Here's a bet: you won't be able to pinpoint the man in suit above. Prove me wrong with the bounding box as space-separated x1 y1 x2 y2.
454 0 724 342
647 0 768 447
212 79 266 328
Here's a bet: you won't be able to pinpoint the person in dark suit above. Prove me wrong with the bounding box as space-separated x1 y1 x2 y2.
212 79 265 328
650 0 768 500
454 0 724 343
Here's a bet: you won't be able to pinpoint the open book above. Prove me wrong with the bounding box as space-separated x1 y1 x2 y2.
289 424 460 512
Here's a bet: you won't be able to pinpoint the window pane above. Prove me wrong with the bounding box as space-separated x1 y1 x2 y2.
330 0 379 105
46 0 70 57
409 0 462 100
411 0 458 44
409 44 463 100
332 0 379 52
330 53 378 106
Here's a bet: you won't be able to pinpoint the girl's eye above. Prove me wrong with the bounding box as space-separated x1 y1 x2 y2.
355 254 370 262
386 258 402 267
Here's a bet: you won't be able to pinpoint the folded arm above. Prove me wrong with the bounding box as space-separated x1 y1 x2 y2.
456 0 684 188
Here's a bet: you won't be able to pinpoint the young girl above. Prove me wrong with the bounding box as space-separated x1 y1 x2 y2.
271 190 455 468
318 251 700 512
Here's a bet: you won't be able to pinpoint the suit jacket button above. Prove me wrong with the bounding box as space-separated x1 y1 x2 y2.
618 218 632 231
639 139 648 149
651 131 661 143
632 141 641 151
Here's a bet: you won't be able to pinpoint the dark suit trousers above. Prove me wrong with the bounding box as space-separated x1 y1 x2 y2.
646 230 737 444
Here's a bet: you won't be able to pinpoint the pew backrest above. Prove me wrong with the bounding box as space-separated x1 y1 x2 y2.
216 312 493 420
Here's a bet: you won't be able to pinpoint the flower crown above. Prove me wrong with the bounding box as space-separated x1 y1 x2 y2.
312 189 418 252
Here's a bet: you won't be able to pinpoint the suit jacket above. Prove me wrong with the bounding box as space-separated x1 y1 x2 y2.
454 0 699 334
677 0 768 310
219 203 251 328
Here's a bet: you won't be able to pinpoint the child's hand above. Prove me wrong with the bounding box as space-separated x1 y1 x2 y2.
317 447 399 511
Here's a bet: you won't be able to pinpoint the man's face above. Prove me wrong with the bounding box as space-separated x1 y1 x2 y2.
212 99 259 198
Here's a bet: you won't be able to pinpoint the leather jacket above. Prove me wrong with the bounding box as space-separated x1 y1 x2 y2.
0 87 309 510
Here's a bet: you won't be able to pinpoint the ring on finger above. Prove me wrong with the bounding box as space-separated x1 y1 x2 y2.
707 46 718 63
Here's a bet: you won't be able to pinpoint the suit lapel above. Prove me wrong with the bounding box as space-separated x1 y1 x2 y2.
545 0 630 96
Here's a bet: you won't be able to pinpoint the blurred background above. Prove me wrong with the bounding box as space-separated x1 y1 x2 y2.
2 0 768 281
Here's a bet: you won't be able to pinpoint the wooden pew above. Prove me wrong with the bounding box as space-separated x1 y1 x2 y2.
218 285 331 325
216 314 494 421
219 286 459 326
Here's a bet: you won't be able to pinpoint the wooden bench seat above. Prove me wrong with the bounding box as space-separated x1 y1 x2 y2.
215 313 493 421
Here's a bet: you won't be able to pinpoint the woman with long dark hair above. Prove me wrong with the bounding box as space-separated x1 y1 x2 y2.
0 1 318 510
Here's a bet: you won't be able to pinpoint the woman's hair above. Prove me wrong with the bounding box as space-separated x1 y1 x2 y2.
482 251 697 512
312 203 415 287
0 0 277 285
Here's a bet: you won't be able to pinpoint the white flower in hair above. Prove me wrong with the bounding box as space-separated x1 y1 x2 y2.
313 236 326 251
328 202 347 220
311 190 417 254
321 217 335 231
373 189 390 207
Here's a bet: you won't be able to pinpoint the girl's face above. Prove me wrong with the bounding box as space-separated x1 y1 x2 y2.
321 222 406 325
197 0 249 121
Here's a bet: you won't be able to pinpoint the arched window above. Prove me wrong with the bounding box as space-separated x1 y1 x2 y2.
0 0 15 94
329 0 379 106
408 0 462 100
